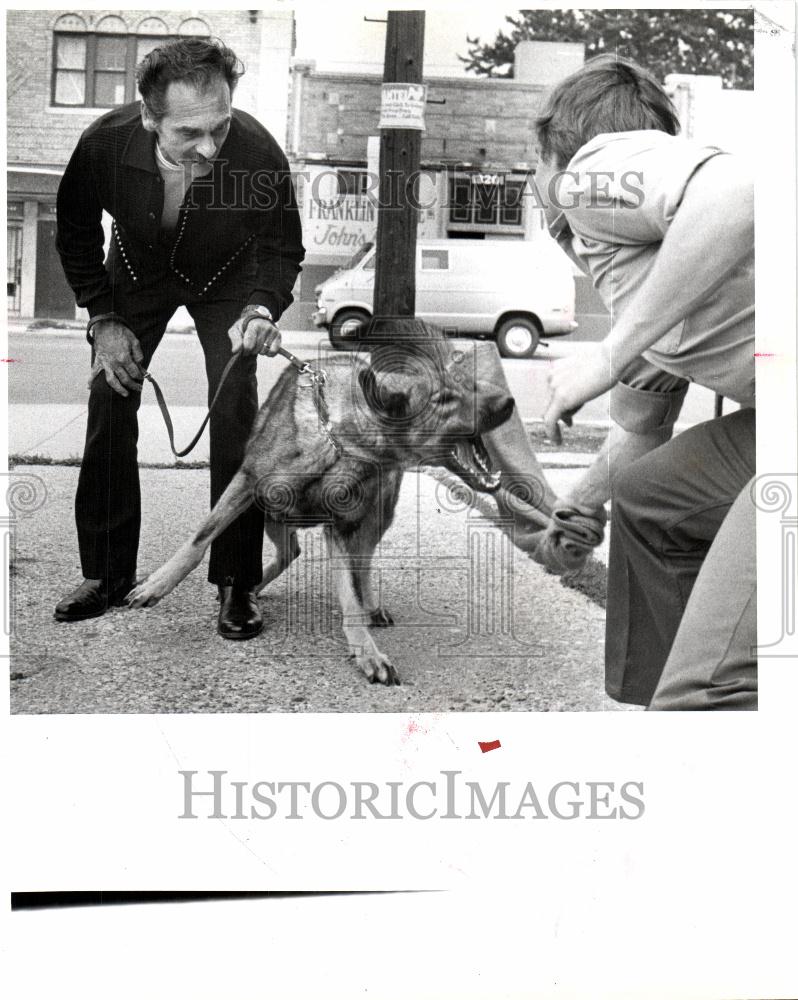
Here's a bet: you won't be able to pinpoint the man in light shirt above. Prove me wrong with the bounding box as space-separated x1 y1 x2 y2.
531 56 755 710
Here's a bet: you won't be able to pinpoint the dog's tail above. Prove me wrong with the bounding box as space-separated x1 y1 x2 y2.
192 470 254 548
127 470 258 608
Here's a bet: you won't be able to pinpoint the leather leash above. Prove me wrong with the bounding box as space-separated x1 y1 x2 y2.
143 346 339 458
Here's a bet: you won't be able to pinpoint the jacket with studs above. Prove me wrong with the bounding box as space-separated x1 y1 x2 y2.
56 101 305 321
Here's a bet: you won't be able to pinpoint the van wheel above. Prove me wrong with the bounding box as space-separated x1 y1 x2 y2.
329 309 370 350
496 317 541 359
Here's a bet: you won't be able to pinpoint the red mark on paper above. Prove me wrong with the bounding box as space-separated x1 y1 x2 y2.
400 718 429 745
479 740 501 753
754 353 775 358
1 358 20 363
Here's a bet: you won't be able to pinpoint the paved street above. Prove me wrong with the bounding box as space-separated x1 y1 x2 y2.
9 323 721 417
7 325 723 463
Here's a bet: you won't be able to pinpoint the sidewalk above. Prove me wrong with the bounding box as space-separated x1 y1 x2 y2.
10 402 215 465
9 463 618 714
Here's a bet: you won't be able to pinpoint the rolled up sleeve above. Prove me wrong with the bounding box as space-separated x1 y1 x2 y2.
610 357 689 434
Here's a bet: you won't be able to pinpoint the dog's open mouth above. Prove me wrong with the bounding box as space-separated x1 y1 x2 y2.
438 436 502 493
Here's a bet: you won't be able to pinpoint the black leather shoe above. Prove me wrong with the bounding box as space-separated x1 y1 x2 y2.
54 576 134 623
217 582 263 641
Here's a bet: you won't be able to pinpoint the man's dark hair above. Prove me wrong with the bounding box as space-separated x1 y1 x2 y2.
136 38 244 120
535 55 680 169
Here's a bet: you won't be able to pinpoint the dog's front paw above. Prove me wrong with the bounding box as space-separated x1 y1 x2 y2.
370 607 394 627
125 570 175 609
356 650 400 686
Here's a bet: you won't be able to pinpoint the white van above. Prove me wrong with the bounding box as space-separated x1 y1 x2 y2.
311 238 577 358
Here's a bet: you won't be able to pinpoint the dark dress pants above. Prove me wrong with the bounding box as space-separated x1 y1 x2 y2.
76 265 263 588
605 408 756 707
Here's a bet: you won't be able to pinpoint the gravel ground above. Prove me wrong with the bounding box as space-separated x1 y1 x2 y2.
9 465 634 714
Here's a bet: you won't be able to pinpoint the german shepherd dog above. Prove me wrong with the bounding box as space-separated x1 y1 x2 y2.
127 329 514 684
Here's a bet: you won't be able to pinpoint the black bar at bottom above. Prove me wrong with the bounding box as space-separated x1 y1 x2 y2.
11 891 398 910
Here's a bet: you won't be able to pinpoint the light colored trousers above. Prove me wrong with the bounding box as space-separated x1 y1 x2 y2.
606 408 757 710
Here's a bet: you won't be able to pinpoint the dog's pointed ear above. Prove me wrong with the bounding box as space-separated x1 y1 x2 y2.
358 367 408 420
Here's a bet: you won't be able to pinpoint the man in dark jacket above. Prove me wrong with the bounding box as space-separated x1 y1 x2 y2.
54 38 305 639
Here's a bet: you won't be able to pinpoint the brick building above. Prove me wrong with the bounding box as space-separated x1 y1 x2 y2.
288 41 586 314
6 8 293 319
285 41 753 333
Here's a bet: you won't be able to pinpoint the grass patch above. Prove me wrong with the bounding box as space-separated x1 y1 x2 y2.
526 424 606 454
561 558 607 608
9 453 210 470
25 319 84 331
9 454 83 467
10 427 605 472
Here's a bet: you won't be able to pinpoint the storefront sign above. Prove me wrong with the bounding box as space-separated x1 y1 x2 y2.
378 83 427 131
306 194 377 253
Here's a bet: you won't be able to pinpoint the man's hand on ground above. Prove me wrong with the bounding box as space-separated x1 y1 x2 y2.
88 320 145 397
228 316 282 357
543 343 615 444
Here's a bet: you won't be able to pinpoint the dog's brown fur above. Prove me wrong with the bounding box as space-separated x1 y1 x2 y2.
127 336 514 684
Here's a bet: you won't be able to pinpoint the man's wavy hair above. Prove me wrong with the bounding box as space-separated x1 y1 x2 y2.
136 38 244 121
535 54 680 169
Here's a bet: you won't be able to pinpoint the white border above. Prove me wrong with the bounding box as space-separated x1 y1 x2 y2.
3 3 797 998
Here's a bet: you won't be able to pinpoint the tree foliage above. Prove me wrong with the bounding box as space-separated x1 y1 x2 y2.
460 9 754 89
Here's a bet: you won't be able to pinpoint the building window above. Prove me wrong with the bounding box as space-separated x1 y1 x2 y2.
500 181 525 226
7 216 23 315
447 174 526 232
450 177 472 224
51 15 208 109
53 38 84 105
137 16 168 35
93 32 128 107
179 18 211 36
337 169 370 197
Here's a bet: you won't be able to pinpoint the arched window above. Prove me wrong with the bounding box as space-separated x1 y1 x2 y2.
178 18 210 37
136 17 169 35
135 17 172 68
95 15 127 33
52 15 178 109
53 13 87 32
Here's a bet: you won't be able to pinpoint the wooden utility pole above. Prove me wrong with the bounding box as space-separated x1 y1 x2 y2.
373 10 425 320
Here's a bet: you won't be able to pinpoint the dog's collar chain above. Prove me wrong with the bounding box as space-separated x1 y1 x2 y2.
296 362 343 457
279 348 342 457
